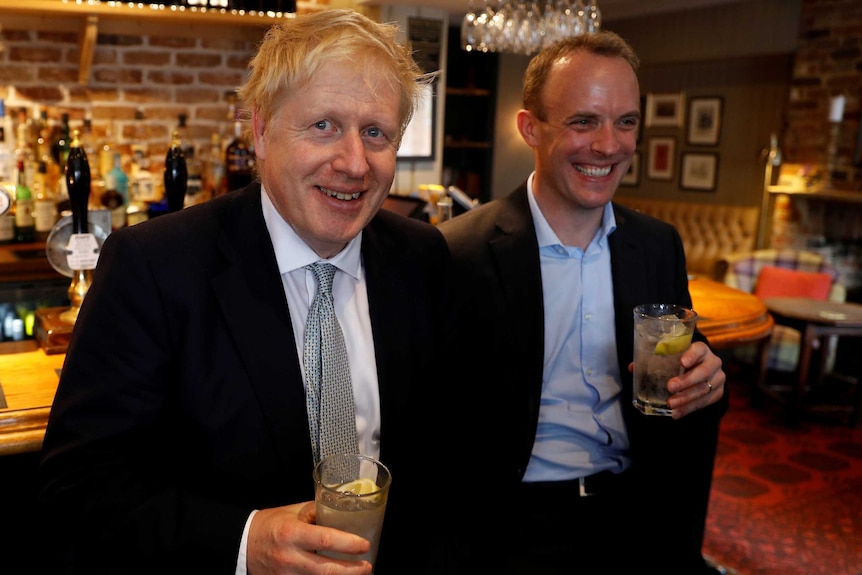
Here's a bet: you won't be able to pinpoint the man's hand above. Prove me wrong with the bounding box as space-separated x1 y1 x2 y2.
626 341 725 419
666 341 725 418
246 501 372 575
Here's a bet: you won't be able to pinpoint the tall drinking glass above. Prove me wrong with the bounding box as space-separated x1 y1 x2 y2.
633 304 698 416
313 453 391 570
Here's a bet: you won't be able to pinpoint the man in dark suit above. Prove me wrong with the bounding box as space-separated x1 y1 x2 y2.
39 10 454 575
440 32 727 574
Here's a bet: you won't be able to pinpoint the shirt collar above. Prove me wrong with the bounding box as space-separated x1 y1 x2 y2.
261 187 362 280
526 172 618 249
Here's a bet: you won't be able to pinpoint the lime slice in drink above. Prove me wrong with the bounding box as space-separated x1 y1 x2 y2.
654 332 692 355
336 478 379 495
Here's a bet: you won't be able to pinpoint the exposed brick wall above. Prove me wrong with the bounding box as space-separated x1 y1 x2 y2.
0 20 262 175
784 0 862 190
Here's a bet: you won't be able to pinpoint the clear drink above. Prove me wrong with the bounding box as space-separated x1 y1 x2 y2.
313 454 391 570
633 304 698 416
315 494 387 563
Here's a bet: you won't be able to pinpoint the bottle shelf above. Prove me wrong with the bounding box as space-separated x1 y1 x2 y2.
0 0 326 84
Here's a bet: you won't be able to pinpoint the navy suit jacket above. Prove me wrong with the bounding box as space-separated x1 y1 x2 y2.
39 184 459 574
440 183 727 572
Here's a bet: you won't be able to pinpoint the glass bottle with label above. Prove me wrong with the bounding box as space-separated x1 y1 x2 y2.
203 132 226 198
14 159 35 243
130 108 149 177
33 160 58 241
0 99 15 187
225 115 254 191
0 184 14 245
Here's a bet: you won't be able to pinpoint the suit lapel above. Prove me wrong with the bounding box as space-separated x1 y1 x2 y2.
489 187 547 455
211 188 313 467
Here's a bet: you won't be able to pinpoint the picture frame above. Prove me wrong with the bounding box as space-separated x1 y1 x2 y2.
397 82 436 161
680 152 719 191
620 151 640 186
646 137 676 180
645 92 685 128
687 97 723 146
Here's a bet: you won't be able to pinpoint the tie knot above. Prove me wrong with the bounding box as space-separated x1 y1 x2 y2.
307 262 336 295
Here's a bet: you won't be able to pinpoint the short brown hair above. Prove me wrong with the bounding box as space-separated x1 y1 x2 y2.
522 31 640 121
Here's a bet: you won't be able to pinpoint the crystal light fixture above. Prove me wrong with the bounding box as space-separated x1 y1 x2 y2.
462 0 601 55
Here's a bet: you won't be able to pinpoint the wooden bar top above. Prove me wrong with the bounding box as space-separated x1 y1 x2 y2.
0 341 65 456
0 277 771 456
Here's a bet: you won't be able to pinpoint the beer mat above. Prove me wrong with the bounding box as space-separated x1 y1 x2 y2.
0 380 7 409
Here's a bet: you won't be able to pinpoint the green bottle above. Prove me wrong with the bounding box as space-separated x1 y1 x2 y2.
14 159 35 243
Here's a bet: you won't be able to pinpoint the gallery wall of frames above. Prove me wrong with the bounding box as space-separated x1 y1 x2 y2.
621 93 723 193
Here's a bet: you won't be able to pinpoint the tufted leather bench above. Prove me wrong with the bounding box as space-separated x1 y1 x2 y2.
613 196 760 279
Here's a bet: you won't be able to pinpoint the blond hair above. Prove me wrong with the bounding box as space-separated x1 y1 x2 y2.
237 9 429 145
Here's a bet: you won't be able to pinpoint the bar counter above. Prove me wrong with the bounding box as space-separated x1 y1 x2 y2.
0 341 64 456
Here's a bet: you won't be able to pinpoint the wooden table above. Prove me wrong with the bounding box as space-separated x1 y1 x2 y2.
0 342 65 456
762 297 862 427
688 276 774 349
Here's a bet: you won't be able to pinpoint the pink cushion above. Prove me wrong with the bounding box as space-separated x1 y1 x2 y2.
754 266 833 300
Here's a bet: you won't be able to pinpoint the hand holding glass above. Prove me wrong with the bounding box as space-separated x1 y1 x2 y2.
313 453 391 569
633 304 698 416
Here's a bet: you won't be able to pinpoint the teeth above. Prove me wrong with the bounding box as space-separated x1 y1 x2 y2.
576 165 612 177
321 187 360 201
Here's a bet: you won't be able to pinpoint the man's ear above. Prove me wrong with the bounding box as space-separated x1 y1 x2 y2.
251 109 266 160
517 109 539 147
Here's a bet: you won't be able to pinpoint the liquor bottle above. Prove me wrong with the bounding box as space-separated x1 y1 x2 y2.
164 129 188 213
175 113 193 157
100 175 126 231
106 153 130 208
225 115 254 191
0 99 15 187
14 107 35 189
79 116 100 181
130 108 149 176
14 159 35 243
184 145 204 207
0 185 13 244
99 121 116 180
203 132 226 198
33 160 58 241
52 112 72 169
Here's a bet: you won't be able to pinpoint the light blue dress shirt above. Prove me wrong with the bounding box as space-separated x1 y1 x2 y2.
522 176 632 482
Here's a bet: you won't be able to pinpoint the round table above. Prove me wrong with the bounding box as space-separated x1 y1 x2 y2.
688 276 774 349
761 297 862 427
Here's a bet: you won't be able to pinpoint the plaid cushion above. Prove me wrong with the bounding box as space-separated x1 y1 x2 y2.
721 249 844 372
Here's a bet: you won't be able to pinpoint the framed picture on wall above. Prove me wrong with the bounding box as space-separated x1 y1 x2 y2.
645 92 685 128
687 97 723 145
397 82 436 160
680 152 719 191
621 151 640 186
646 137 675 180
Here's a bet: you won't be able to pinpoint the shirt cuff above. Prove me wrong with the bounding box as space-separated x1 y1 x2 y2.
235 510 259 575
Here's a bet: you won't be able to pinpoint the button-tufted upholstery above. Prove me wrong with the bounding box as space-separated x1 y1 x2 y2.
613 196 760 279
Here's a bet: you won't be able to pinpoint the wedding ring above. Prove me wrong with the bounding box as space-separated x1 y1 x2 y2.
706 379 713 393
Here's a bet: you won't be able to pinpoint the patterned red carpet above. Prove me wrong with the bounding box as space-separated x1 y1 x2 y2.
703 372 862 575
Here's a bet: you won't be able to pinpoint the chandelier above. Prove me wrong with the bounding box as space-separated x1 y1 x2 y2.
461 0 601 55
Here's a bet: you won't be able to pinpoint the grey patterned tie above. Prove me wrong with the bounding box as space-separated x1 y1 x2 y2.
303 262 359 464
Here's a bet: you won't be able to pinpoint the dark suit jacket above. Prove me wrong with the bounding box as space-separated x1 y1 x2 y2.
439 183 728 573
39 184 459 574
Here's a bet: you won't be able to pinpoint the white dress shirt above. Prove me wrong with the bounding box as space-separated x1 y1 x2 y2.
236 188 381 574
